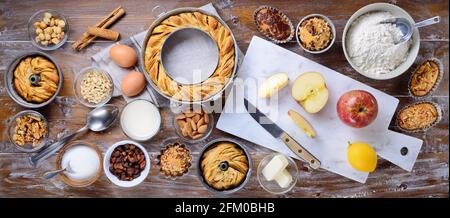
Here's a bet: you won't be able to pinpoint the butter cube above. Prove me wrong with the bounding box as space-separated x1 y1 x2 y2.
274 169 293 188
262 154 289 181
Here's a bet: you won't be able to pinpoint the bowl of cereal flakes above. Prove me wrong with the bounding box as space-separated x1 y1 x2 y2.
74 67 114 108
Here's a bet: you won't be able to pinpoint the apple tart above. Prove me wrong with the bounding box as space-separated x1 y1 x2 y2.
13 56 59 103
144 12 235 102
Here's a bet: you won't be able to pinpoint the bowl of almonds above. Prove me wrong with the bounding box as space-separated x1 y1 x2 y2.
174 108 213 143
28 9 69 51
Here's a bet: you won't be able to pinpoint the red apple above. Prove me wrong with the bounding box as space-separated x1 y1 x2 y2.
336 90 378 128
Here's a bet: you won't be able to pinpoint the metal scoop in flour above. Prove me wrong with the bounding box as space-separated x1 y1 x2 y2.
379 16 440 44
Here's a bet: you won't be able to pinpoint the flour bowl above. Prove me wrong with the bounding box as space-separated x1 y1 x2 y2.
342 3 420 80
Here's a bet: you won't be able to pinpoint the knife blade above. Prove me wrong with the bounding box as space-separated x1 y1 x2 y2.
244 98 321 169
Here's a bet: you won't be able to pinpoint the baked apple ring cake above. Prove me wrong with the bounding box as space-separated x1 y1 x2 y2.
144 11 235 102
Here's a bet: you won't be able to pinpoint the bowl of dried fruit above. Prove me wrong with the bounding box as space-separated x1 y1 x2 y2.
173 107 214 143
156 141 193 179
103 140 150 188
73 66 114 108
28 9 69 51
8 110 49 152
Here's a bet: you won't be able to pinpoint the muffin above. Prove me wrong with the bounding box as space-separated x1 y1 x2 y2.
409 59 443 97
200 141 249 191
298 16 333 51
397 101 442 132
253 6 294 43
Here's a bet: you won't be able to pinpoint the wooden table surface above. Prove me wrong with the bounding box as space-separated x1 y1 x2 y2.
0 0 448 198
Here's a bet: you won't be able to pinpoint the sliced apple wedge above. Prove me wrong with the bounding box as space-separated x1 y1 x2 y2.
258 73 289 98
291 72 329 113
288 109 316 138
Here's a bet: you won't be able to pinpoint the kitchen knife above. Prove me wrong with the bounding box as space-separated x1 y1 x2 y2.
244 98 321 169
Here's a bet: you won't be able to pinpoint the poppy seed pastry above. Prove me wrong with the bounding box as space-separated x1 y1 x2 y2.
13 56 59 103
144 11 235 102
200 142 249 191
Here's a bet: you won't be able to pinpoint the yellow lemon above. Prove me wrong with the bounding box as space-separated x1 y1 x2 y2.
347 142 377 172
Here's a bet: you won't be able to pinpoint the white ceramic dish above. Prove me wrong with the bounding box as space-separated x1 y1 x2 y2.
103 140 151 188
342 3 420 80
296 14 336 54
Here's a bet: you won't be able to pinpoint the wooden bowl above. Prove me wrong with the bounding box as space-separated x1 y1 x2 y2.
55 140 103 188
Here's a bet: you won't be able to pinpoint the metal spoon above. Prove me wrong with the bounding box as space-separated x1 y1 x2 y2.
29 104 119 167
42 161 73 180
379 16 440 44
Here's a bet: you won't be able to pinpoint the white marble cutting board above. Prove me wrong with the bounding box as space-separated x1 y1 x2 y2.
217 36 423 183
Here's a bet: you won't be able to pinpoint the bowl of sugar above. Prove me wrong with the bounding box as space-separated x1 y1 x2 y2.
55 140 103 187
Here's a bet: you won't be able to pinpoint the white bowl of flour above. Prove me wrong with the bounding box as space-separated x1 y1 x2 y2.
342 3 420 80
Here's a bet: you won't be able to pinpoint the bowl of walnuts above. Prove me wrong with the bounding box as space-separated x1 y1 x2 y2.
28 9 69 50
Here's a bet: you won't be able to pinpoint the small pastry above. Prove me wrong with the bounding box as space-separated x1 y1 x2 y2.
409 59 443 97
200 142 249 191
397 101 442 132
253 5 294 43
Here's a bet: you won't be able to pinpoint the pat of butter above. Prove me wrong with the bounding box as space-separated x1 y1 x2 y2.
262 154 289 181
274 169 293 188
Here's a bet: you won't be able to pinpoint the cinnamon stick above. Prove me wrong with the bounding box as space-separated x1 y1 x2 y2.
72 6 125 51
87 27 120 41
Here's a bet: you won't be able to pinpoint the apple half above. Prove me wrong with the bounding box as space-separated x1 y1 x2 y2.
291 72 329 113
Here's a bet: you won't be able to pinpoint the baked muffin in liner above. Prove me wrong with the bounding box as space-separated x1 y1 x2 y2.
408 58 444 99
253 5 294 44
396 101 442 133
157 142 192 179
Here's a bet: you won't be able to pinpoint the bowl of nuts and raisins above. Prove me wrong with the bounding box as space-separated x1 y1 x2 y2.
28 9 69 51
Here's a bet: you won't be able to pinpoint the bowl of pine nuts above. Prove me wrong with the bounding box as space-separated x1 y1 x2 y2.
28 9 69 51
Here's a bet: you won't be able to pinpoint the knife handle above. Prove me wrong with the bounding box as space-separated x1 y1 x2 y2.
280 132 321 169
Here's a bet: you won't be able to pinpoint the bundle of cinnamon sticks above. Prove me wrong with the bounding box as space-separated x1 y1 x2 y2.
72 6 125 51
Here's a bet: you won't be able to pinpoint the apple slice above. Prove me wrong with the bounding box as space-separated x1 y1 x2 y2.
288 109 316 138
291 72 329 113
258 73 289 98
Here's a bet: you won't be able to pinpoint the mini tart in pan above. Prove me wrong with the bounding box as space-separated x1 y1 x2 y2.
396 101 442 132
298 16 333 51
157 142 192 178
408 58 443 98
253 5 294 43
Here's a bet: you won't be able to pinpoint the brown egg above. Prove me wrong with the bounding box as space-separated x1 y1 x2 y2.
120 71 146 97
109 44 137 68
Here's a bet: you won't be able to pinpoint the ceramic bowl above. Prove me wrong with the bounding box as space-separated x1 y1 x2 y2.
342 3 420 80
103 140 151 188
